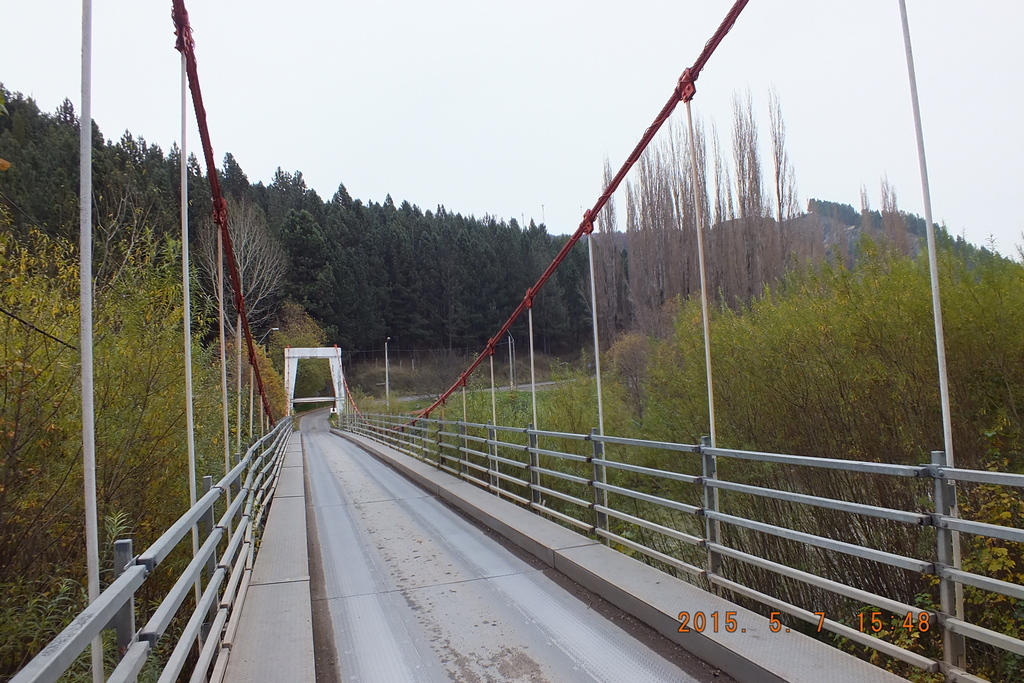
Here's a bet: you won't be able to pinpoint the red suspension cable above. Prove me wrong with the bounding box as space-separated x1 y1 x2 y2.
172 0 276 424
415 0 749 421
343 376 362 417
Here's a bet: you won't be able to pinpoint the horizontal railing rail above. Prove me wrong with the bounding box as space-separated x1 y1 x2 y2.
12 418 293 683
342 411 1024 683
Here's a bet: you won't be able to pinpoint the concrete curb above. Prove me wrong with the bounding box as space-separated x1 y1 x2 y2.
223 433 315 683
334 429 909 683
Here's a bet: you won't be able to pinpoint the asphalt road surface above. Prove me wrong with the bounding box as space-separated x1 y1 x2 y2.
301 411 732 683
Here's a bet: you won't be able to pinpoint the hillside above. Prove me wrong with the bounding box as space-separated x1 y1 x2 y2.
0 84 1002 365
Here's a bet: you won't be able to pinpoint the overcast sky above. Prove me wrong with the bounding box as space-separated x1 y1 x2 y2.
4 1 1023 254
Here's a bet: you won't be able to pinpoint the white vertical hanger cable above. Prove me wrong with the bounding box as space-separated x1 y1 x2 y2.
508 335 515 390
236 309 242 458
218 230 231 511
897 0 962 615
685 100 717 448
528 307 538 429
180 51 202 608
249 364 254 439
489 353 497 425
587 230 605 435
79 2 102 680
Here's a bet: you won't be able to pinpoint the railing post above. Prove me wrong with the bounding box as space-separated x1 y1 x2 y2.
112 539 135 661
232 450 241 499
434 419 443 469
459 422 468 477
201 475 218 640
487 422 498 491
528 425 540 506
590 428 608 540
202 476 216 584
701 436 721 581
932 450 967 671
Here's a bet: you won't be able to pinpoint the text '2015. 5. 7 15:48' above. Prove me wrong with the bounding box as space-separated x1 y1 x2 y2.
677 611 819 634
677 610 931 634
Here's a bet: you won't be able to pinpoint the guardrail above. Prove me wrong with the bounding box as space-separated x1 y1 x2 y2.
12 418 293 683
342 412 1023 683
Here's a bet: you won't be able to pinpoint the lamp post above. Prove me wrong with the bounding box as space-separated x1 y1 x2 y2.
257 328 279 347
385 336 391 411
252 328 278 436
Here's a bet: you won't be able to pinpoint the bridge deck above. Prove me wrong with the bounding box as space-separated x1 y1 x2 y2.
301 411 723 682
223 412 908 683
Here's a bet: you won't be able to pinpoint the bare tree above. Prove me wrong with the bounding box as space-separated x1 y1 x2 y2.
594 159 628 342
768 87 799 226
732 90 766 221
197 197 287 333
731 90 769 302
711 123 734 228
609 333 649 419
880 177 911 255
609 90 827 328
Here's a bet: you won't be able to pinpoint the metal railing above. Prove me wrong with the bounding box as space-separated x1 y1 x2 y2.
12 418 293 683
342 412 1024 683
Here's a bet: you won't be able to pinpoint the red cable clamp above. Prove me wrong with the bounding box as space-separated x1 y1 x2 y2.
212 196 228 226
581 209 595 235
679 68 697 103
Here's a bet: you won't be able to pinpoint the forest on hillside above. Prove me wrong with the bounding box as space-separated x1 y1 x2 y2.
2 83 994 373
0 85 591 362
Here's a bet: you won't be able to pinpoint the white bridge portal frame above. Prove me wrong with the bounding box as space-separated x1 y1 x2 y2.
284 346 346 417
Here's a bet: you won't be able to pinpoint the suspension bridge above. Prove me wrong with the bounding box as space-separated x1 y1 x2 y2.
8 1 1024 682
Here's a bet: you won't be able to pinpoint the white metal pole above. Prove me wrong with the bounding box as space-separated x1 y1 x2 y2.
508 334 514 390
897 0 954 469
180 52 202 610
385 337 391 411
897 0 962 614
528 306 538 429
489 352 497 425
587 232 605 435
218 231 231 508
685 100 717 448
79 3 102 679
462 384 467 422
236 312 242 455
249 364 254 439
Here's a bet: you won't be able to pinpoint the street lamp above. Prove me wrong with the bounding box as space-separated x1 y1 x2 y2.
385 336 391 410
252 328 278 436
